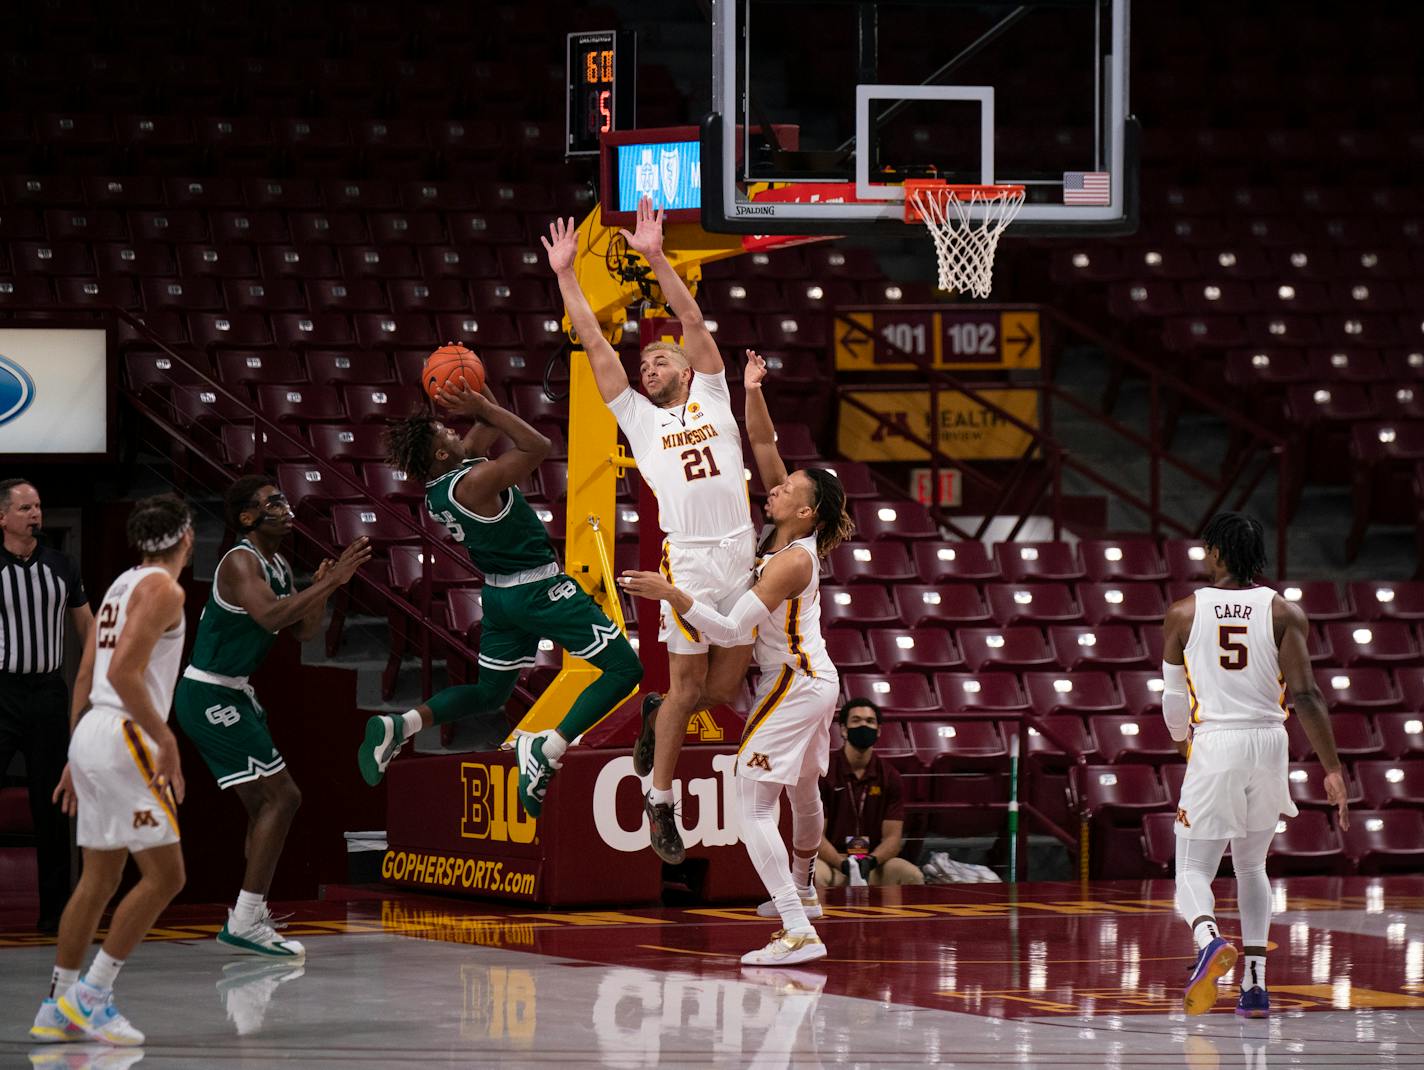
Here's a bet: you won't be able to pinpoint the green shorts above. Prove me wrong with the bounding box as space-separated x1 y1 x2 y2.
477 572 624 673
173 677 286 790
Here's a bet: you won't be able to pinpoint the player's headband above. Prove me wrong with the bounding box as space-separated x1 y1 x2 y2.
139 520 191 554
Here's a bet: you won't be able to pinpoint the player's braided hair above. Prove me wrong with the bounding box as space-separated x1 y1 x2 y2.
127 494 193 555
804 468 854 557
224 474 275 533
1201 511 1267 585
385 411 439 483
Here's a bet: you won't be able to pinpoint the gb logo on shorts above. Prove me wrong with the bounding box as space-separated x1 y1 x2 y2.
205 703 241 728
548 579 578 603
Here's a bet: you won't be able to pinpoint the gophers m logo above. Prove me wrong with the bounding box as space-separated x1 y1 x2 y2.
1175 807 1191 828
745 753 771 772
132 810 159 829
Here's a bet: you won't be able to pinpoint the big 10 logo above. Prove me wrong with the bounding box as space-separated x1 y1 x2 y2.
460 762 537 843
593 753 740 852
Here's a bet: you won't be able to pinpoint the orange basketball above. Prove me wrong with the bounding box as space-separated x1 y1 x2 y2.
422 342 485 400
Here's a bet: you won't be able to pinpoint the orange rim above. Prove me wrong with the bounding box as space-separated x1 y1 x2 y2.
903 180 1026 222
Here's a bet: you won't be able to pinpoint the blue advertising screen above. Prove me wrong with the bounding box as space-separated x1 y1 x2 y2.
616 140 701 213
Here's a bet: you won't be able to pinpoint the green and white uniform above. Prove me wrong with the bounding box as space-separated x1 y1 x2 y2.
174 539 292 789
426 458 623 671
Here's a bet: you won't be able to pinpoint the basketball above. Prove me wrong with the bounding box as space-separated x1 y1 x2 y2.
421 343 485 400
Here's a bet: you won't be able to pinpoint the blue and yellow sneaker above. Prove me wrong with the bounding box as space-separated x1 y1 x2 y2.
1236 985 1270 1019
1183 937 1238 1016
29 998 85 1042
56 981 144 1045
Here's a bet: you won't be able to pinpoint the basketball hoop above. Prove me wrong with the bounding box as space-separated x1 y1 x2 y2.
904 180 1026 298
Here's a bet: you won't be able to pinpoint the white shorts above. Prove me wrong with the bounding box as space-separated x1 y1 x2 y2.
69 708 181 853
658 529 756 655
1174 725 1297 840
736 666 838 786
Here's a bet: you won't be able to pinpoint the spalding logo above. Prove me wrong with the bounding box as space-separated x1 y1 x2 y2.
0 355 35 426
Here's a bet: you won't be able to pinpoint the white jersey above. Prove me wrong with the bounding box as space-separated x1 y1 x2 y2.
88 566 185 721
752 535 835 679
608 370 752 541
1183 585 1285 731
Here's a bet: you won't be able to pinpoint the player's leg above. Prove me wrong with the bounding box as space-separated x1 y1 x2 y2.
359 589 529 785
33 846 124 1042
58 844 184 1047
642 649 707 863
697 641 755 709
513 579 643 816
737 775 826 966
756 765 825 920
1175 832 1236 1015
1230 825 1276 1017
219 769 306 960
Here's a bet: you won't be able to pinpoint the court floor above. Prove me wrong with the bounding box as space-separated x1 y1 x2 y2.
2 876 1422 1068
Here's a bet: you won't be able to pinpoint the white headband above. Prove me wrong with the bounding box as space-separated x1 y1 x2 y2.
139 520 191 554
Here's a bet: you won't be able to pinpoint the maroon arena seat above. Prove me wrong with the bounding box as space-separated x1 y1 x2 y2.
1076 582 1167 625
955 627 1055 673
866 628 962 674
1323 622 1422 667
985 583 1082 626
1342 809 1424 873
838 673 939 716
912 541 1002 583
817 585 900 630
1087 714 1181 765
893 585 993 629
1049 625 1151 671
993 541 1086 582
933 672 1028 713
1375 714 1424 759
827 542 917 585
1078 538 1170 582
1354 760 1424 809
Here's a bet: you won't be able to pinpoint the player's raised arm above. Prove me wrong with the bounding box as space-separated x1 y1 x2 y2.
620 196 722 375
618 546 813 647
1276 596 1349 828
438 382 551 505
543 216 630 403
743 349 789 490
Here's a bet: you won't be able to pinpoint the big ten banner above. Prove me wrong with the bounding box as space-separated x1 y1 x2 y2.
384 747 768 905
833 308 1041 372
838 388 1041 462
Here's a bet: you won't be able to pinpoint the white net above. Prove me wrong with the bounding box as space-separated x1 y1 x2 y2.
909 185 1026 298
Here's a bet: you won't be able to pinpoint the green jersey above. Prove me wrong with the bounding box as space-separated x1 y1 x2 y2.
187 539 293 678
426 458 557 578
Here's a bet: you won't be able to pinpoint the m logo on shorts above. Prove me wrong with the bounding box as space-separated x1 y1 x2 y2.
745 753 772 772
1176 807 1192 828
133 810 159 829
548 579 578 603
205 704 241 727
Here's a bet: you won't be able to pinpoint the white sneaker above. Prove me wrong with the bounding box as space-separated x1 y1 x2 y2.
740 929 828 966
755 893 822 920
29 998 85 1042
218 959 306 1035
217 910 306 961
56 981 145 1046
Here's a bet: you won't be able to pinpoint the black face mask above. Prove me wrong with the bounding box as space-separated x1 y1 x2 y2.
846 725 878 750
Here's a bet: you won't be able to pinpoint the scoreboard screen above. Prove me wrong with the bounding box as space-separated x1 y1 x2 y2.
566 31 636 158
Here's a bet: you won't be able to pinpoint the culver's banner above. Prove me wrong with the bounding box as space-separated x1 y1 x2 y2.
0 328 110 455
385 747 768 905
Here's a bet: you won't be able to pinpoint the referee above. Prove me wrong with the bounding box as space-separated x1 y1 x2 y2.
0 478 92 932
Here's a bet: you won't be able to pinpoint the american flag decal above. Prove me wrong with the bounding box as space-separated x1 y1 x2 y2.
1063 171 1111 205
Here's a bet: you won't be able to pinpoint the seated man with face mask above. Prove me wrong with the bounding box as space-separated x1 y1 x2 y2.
816 699 925 888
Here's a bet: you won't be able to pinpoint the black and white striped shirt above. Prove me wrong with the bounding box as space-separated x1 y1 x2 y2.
0 543 87 675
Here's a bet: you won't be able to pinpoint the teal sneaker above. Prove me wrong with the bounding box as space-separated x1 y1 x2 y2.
515 733 560 818
358 714 406 787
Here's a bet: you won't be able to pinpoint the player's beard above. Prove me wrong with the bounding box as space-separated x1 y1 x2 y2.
648 379 684 407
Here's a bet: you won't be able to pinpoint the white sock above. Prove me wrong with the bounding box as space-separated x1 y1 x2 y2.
649 786 673 806
399 710 423 741
1242 954 1267 990
233 889 265 929
1192 918 1220 949
50 965 79 999
773 884 814 935
541 731 568 763
84 950 124 992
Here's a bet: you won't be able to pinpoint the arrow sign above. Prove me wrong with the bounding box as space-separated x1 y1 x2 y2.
1006 322 1035 359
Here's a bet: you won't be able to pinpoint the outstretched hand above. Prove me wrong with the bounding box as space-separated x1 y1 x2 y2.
744 348 769 389
541 216 579 274
618 196 665 259
435 378 494 418
617 569 676 602
330 537 374 585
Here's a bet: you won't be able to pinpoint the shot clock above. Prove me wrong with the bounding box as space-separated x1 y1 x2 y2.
566 31 637 158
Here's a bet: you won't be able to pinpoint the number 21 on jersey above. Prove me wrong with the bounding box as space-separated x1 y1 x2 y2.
681 446 721 482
